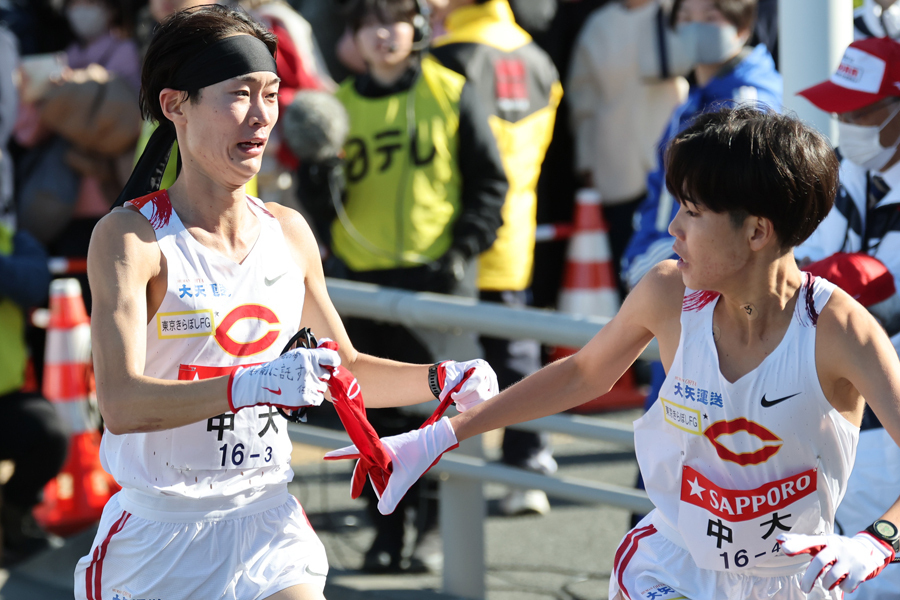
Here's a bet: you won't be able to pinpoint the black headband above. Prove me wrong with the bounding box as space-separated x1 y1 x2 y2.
113 35 278 208
170 35 277 91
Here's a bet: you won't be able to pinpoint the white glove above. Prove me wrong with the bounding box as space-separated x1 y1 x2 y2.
778 532 894 593
325 416 459 515
437 359 498 412
228 346 341 412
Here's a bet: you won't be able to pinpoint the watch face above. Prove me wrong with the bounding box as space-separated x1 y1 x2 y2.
875 520 899 540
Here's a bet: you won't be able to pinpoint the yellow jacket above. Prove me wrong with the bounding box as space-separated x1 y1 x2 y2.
433 0 562 291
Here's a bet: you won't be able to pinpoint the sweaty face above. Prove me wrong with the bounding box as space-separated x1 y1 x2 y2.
354 16 417 68
668 200 752 291
176 71 280 189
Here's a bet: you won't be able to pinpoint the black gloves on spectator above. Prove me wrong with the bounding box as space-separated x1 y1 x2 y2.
295 158 343 245
427 247 468 294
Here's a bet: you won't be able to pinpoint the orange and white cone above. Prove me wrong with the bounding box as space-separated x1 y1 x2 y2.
553 188 645 413
556 188 620 319
33 278 119 536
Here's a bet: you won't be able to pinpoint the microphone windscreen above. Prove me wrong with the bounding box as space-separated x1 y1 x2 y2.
283 90 350 163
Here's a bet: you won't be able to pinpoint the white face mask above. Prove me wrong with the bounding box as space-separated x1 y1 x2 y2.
66 5 110 42
643 21 744 79
838 102 900 172
689 21 742 65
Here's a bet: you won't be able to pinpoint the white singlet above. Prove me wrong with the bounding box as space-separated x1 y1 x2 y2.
611 274 859 600
101 190 306 519
76 191 328 600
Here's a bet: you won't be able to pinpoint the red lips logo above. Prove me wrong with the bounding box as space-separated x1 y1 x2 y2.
703 418 782 466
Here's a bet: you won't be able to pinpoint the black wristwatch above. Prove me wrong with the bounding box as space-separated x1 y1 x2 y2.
865 519 900 560
428 363 442 399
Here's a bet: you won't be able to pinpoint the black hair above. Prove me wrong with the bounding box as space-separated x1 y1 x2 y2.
664 104 839 248
139 4 277 123
345 0 419 32
670 0 757 32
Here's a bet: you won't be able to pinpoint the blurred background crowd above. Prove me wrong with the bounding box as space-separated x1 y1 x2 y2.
3 0 900 590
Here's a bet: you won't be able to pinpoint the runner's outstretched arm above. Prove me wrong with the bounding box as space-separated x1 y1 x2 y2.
450 262 681 442
274 203 496 409
325 262 685 515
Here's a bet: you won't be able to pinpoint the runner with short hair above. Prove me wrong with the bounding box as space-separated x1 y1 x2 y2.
73 6 497 600
328 105 900 599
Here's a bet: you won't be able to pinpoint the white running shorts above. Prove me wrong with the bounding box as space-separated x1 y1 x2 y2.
74 493 328 600
610 515 841 600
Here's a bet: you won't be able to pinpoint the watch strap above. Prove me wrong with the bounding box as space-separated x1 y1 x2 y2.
428 363 442 399
865 520 900 555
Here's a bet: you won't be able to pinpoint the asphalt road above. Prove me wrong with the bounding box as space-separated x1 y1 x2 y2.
0 409 642 600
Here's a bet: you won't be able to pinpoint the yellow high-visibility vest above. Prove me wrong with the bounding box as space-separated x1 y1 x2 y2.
331 56 466 271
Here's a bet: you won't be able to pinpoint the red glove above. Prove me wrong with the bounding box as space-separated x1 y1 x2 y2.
314 340 391 498
324 355 464 512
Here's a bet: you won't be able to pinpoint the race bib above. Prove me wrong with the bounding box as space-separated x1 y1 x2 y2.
164 363 293 471
677 465 821 572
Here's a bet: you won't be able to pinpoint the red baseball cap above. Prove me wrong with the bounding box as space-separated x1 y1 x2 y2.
798 37 900 114
803 252 895 308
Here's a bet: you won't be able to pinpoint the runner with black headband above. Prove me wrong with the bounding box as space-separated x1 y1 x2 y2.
74 6 498 600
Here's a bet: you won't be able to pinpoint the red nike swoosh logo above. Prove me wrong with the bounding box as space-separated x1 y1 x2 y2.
262 387 282 395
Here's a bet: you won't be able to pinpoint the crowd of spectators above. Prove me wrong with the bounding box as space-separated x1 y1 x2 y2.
3 0 900 590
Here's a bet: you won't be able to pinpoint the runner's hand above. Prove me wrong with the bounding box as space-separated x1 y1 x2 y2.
778 532 894 593
436 359 498 412
325 416 459 515
228 346 341 412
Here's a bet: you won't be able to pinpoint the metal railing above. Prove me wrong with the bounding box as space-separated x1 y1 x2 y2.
325 278 660 360
286 279 654 599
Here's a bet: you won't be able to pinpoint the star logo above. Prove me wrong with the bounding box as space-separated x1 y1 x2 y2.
688 477 705 499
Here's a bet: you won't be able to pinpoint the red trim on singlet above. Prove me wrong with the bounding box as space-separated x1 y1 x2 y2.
682 290 720 312
803 272 819 326
247 195 276 218
85 510 131 600
614 524 657 600
126 190 173 230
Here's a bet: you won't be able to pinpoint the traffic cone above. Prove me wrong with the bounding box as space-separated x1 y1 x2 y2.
33 279 119 536
552 189 646 413
555 188 620 320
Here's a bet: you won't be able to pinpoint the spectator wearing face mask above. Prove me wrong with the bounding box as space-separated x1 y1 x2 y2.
621 0 782 292
63 0 140 92
0 23 69 566
15 0 142 311
567 0 688 296
617 0 781 527
794 39 900 599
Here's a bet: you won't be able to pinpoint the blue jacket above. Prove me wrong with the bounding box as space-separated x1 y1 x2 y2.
621 45 783 289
